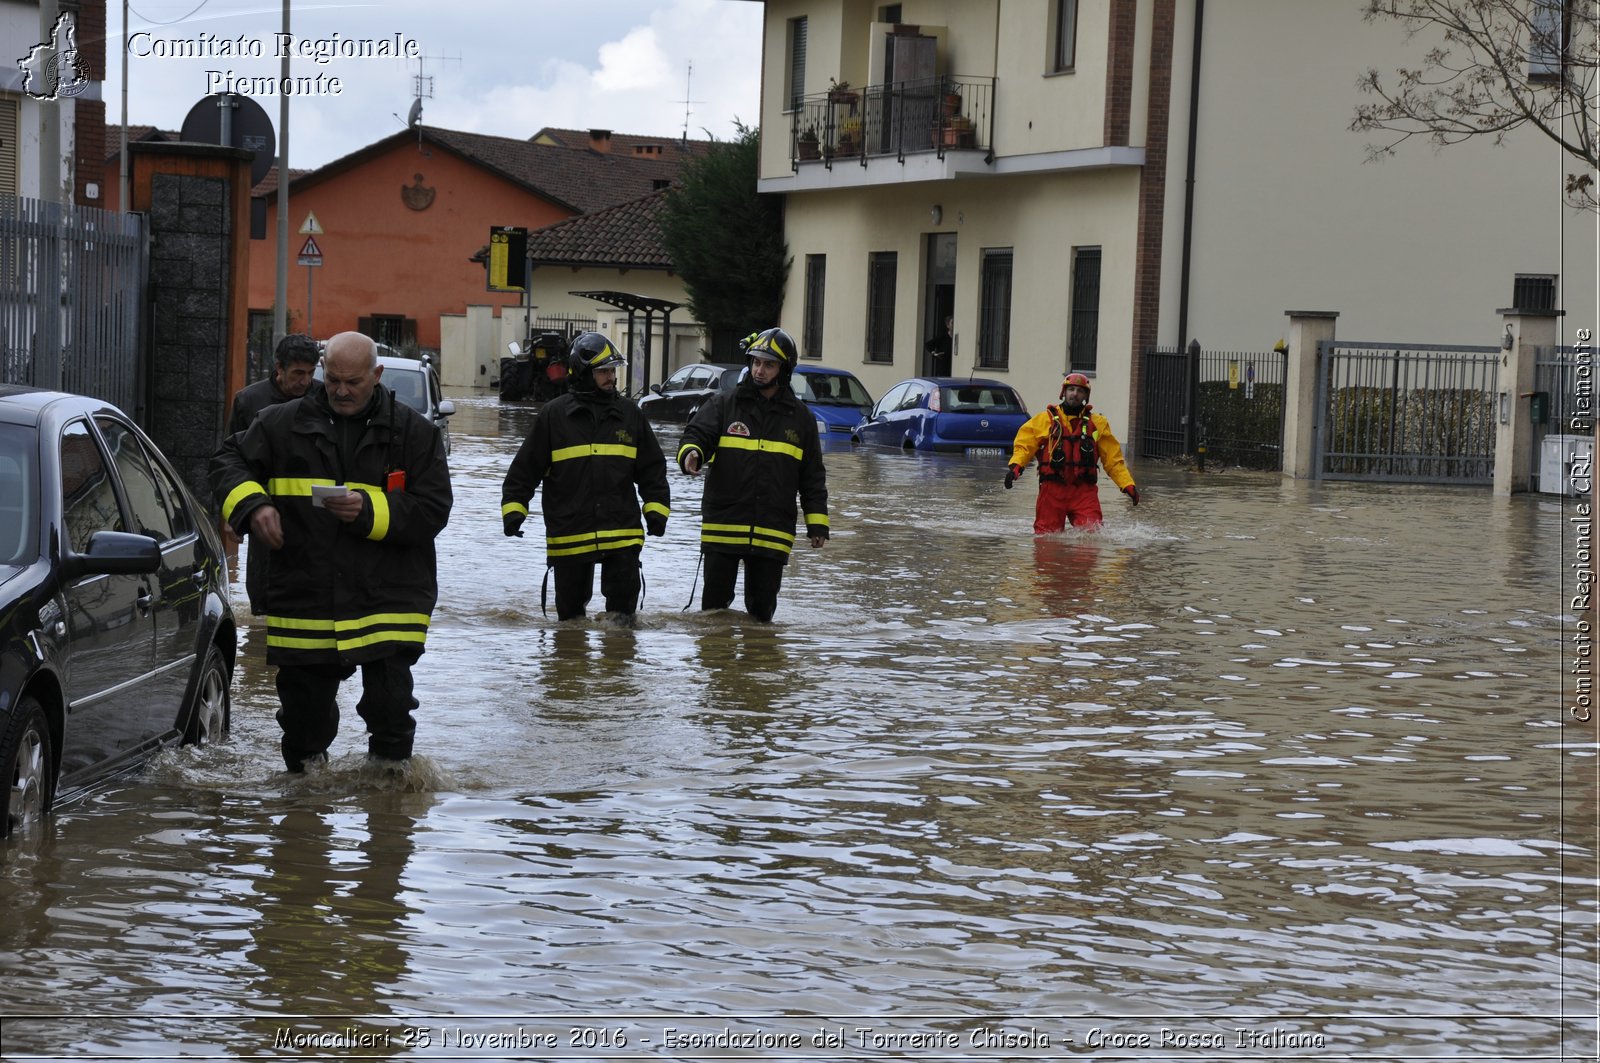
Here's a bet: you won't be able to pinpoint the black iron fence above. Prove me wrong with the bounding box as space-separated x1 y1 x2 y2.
1140 343 1287 470
0 195 148 416
790 75 994 170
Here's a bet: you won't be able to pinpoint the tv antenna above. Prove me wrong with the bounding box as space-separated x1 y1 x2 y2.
678 60 704 142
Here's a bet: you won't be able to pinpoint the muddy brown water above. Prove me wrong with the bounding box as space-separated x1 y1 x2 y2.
0 393 1591 1059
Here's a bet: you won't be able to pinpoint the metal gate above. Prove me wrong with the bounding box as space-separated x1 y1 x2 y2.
1532 345 1590 491
1139 343 1286 469
0 195 148 415
1315 341 1499 484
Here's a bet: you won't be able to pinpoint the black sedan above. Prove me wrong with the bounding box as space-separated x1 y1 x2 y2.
638 362 743 422
0 387 235 837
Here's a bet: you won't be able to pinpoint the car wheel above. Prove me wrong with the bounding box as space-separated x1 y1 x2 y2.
182 644 232 746
2 696 54 838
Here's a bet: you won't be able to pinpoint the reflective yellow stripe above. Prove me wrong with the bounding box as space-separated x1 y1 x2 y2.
545 528 645 556
752 525 795 544
642 501 670 519
502 501 528 517
676 443 702 464
265 612 431 652
551 443 639 462
717 436 803 461
222 480 268 521
267 477 338 497
354 484 388 540
805 512 830 528
700 523 794 554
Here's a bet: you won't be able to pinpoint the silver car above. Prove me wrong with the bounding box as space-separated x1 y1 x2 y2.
316 351 455 456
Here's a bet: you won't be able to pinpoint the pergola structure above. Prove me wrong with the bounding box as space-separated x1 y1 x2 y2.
569 290 685 396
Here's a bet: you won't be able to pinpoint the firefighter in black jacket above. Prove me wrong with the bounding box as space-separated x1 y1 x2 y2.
500 332 671 622
225 332 321 615
210 331 454 773
677 327 829 622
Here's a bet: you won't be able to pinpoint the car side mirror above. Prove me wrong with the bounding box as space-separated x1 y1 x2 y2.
436 399 455 417
649 384 663 395
60 530 161 581
507 342 523 357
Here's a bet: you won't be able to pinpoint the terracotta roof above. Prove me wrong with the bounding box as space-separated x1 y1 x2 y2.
530 127 714 162
250 164 313 199
421 126 683 214
523 187 676 270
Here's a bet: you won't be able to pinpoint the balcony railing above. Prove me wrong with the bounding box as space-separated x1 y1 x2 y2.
790 75 994 171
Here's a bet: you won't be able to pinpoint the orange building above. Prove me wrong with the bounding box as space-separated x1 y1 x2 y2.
245 126 704 353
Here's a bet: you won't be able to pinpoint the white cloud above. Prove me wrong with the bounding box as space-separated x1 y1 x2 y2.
105 0 762 168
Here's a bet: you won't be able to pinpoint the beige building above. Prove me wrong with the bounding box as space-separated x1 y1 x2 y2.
755 0 1597 449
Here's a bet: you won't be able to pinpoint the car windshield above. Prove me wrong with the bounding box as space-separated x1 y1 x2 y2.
0 423 38 567
795 374 872 406
939 385 1023 413
384 368 428 415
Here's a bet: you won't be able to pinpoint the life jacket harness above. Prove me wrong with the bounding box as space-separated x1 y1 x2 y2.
1043 404 1099 483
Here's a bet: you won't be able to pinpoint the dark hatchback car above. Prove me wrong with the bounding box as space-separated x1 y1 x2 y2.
638 362 743 423
0 387 235 838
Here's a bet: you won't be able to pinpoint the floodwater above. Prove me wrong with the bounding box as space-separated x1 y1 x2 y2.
1 392 1593 1061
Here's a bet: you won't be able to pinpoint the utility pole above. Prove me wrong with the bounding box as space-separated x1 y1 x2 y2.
274 0 290 347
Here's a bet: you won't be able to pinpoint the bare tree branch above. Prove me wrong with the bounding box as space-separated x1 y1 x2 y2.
1353 0 1599 211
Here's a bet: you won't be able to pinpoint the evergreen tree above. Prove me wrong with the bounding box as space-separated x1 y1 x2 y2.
659 123 790 357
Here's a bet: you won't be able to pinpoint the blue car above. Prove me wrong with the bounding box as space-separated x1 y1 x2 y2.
851 376 1029 454
792 365 874 435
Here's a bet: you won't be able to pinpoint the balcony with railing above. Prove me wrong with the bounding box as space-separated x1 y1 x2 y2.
789 75 994 172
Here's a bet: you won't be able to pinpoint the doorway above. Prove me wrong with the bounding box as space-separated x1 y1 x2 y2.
923 233 956 376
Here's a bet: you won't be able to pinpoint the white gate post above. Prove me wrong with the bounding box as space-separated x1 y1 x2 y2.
1281 311 1339 479
1493 308 1561 495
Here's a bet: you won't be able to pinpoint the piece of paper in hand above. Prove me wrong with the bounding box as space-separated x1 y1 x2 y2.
310 484 347 509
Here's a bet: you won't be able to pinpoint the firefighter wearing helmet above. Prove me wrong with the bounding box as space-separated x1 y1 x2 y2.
677 327 830 622
500 331 671 622
1004 372 1139 533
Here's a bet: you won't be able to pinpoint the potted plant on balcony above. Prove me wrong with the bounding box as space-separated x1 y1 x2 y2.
797 125 821 160
828 77 859 114
837 117 863 156
941 115 974 149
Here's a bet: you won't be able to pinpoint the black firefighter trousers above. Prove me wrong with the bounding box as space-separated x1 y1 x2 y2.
701 551 786 622
275 646 422 771
553 546 642 620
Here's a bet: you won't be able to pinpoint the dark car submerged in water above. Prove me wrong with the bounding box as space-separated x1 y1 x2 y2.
0 387 235 837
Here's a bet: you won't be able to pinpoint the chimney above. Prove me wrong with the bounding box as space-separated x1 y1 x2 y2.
588 129 612 154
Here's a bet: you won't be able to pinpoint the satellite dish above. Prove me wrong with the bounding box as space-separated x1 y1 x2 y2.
407 98 423 128
180 93 276 188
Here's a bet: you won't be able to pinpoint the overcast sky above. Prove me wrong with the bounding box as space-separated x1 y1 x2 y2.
105 0 764 169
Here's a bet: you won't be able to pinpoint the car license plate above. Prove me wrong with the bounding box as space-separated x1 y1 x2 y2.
966 446 1005 456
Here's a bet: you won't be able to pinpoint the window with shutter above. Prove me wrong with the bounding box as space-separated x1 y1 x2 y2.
788 17 808 112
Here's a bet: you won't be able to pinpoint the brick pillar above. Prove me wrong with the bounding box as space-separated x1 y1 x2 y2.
129 142 252 507
1281 311 1338 480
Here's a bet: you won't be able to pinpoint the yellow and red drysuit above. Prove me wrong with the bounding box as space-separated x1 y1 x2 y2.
1007 403 1135 533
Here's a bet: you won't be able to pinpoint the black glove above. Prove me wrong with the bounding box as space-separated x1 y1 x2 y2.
503 511 525 537
645 514 667 537
1004 464 1023 490
1123 484 1140 506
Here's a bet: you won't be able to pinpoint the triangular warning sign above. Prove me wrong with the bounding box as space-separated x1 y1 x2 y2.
298 212 323 235
299 236 322 257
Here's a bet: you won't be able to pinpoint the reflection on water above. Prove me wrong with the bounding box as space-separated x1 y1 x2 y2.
0 393 1592 1059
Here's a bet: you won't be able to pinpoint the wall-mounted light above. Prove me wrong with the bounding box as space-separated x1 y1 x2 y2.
930 204 942 225
1502 324 1515 350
